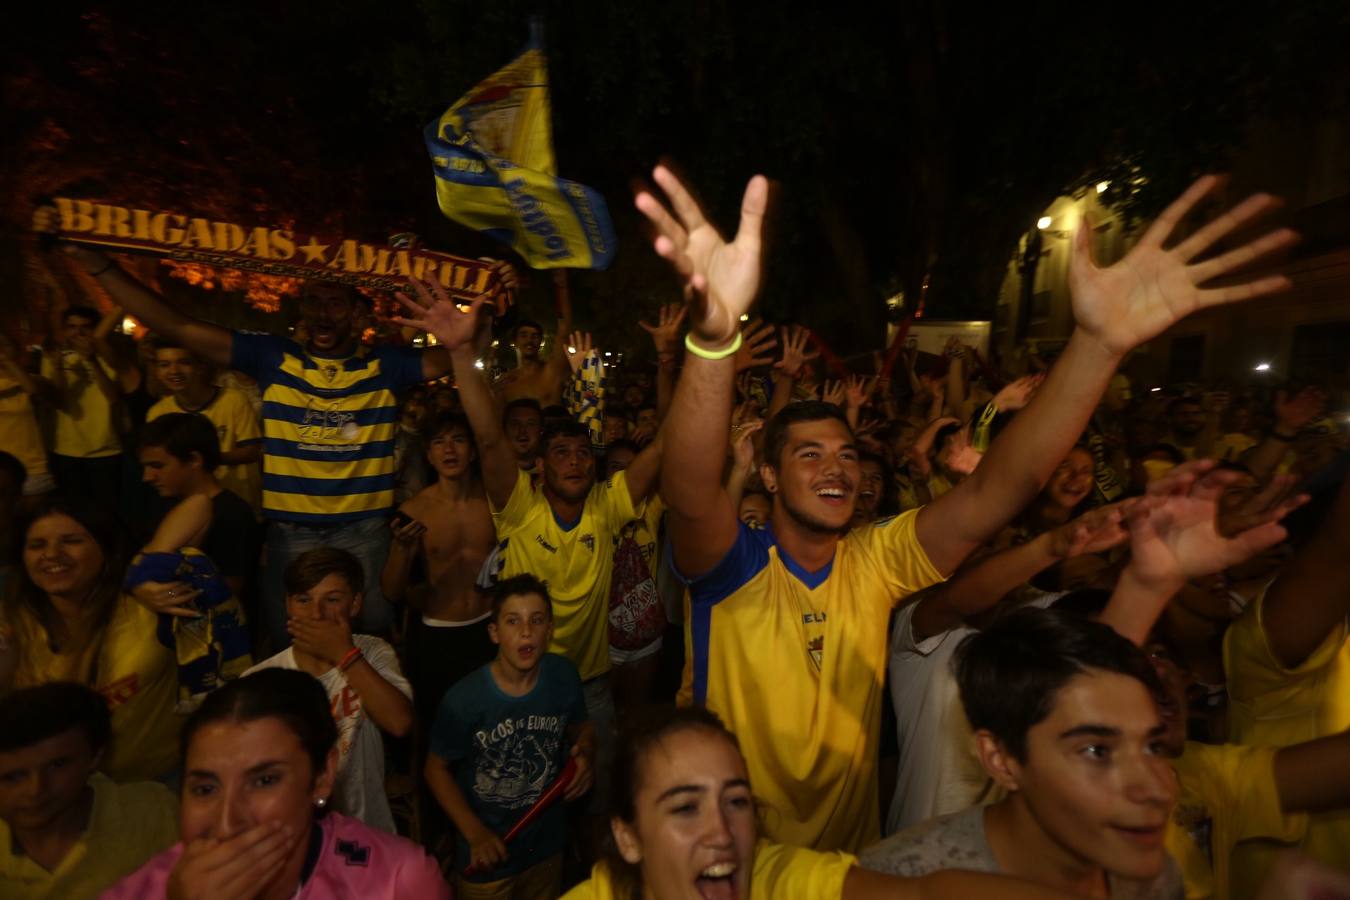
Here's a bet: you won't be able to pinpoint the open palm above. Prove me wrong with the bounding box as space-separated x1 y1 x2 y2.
1069 176 1296 357
393 276 486 352
635 164 768 345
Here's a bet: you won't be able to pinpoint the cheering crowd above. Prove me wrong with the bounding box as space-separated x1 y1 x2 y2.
1 165 1348 900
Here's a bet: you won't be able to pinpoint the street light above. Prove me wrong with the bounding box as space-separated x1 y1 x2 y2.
473 360 484 370
1096 181 1109 194
1036 216 1053 230
1254 362 1271 372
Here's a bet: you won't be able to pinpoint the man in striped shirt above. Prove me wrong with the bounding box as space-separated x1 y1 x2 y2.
59 244 511 651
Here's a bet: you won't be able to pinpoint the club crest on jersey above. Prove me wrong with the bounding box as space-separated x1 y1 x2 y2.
581 533 595 552
322 363 339 382
807 635 824 671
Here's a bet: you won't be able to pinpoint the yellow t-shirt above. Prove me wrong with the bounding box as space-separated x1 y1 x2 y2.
40 351 120 458
0 773 177 900
1168 742 1307 900
1212 433 1257 462
560 840 855 900
5 595 181 782
0 375 49 479
147 387 262 513
491 468 641 681
680 510 945 852
1222 586 1350 899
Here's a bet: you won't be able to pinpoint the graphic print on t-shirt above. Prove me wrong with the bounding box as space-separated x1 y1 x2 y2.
470 714 567 811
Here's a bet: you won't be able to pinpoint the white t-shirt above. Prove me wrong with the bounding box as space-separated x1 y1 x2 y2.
885 590 1061 835
245 635 411 833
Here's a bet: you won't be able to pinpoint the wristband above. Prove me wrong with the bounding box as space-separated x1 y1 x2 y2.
337 647 363 672
684 332 742 361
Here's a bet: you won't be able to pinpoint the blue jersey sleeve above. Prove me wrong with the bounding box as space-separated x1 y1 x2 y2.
376 344 427 391
671 521 772 609
229 332 285 382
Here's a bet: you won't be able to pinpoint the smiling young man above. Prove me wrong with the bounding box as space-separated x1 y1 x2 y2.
861 609 1183 899
633 164 1295 851
0 682 178 900
54 242 512 651
145 339 262 515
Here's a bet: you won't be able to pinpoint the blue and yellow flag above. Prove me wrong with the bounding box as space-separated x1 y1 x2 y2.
424 27 616 270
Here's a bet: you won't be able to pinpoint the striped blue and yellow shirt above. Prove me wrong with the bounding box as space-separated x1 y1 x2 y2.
230 333 424 524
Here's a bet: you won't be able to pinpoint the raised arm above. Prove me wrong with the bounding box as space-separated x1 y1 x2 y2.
1243 387 1325 482
640 302 687 420
1273 728 1350 814
918 177 1296 575
910 502 1130 641
635 165 768 577
1100 461 1303 644
58 245 233 367
1259 473 1350 668
395 281 518 510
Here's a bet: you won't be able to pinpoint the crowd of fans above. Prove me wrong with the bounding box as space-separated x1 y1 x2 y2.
0 166 1347 900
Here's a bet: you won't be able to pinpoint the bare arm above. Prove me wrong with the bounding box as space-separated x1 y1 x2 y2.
93 304 142 394
1243 387 1325 482
144 494 213 553
423 754 506 869
63 246 233 367
619 429 664 505
380 510 427 603
843 867 1080 900
1274 729 1350 814
910 503 1129 641
918 178 1295 576
394 284 518 511
218 443 262 466
635 167 768 578
343 654 414 738
641 303 688 422
1260 474 1350 668
84 350 122 407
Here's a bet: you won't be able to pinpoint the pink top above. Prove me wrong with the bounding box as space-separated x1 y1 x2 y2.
100 811 451 899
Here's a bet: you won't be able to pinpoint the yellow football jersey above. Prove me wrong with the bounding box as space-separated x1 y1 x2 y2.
681 510 944 852
491 468 640 681
1223 586 1350 900
1168 742 1307 900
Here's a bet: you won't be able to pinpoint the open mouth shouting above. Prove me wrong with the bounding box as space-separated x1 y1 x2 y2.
695 860 739 900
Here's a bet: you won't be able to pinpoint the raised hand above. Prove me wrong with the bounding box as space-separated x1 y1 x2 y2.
821 380 846 407
1125 460 1302 590
991 374 1044 412
393 277 487 352
1218 472 1306 538
635 164 769 346
1069 176 1296 357
734 318 778 372
565 331 595 374
730 419 764 477
1274 386 1327 434
638 303 687 354
1048 502 1132 559
843 375 876 411
773 325 819 381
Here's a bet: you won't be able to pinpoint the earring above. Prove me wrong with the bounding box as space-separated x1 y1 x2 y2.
314 797 327 809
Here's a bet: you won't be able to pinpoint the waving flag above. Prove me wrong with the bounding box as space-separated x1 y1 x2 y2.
424 23 616 270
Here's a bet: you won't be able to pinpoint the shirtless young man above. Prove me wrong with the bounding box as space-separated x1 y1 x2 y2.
381 411 498 730
492 274 574 407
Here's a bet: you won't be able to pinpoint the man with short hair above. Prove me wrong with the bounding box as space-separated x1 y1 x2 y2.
34 306 123 515
55 243 511 650
1163 397 1209 459
861 609 1184 899
634 164 1293 851
492 315 571 407
146 339 262 514
0 682 178 900
501 397 544 474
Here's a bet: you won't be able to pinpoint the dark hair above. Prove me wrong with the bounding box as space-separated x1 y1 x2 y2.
539 419 593 455
180 668 338 775
0 682 112 755
954 608 1163 762
150 336 190 355
605 706 743 899
283 547 364 597
502 398 543 425
139 412 222 471
491 573 552 623
0 451 27 487
1053 589 1192 672
422 410 475 446
62 305 100 326
762 401 854 469
513 318 543 338
1167 397 1203 416
6 499 126 682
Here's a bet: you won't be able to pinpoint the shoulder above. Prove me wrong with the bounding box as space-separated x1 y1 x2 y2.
858 807 993 877
100 843 183 899
317 813 446 889
752 840 856 898
542 652 583 682
146 396 176 419
560 863 617 900
244 647 294 676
